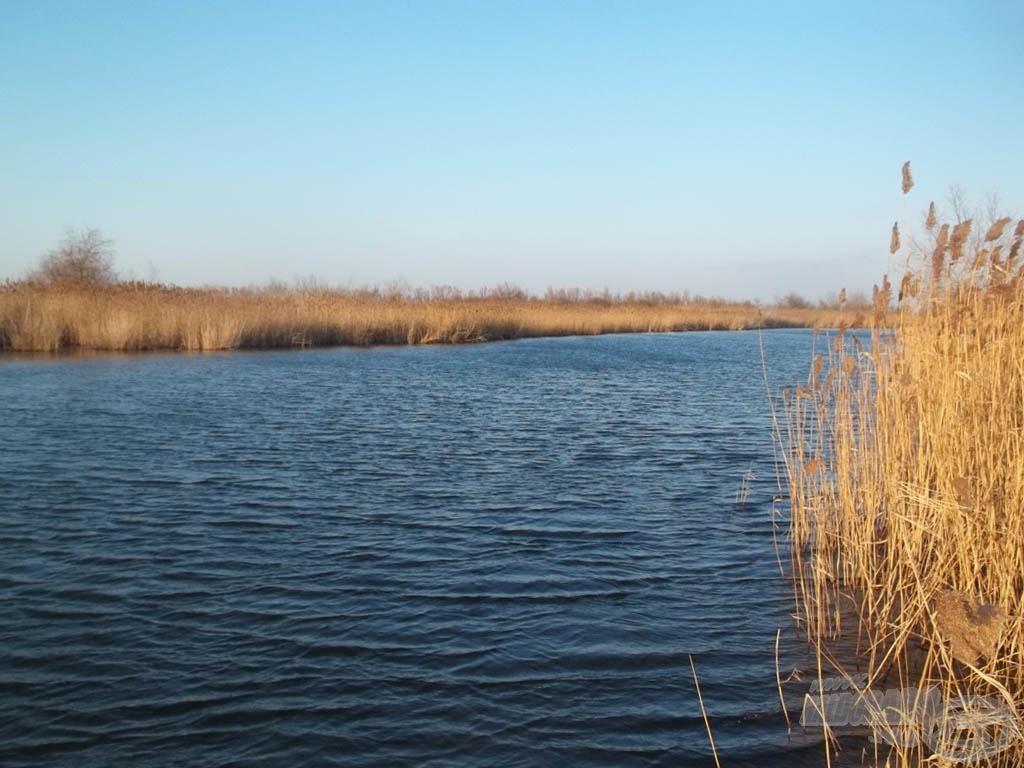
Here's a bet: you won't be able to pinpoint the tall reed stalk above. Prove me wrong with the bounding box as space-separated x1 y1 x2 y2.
784 168 1024 765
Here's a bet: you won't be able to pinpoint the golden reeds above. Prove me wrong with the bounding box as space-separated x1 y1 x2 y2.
783 168 1024 766
0 282 856 353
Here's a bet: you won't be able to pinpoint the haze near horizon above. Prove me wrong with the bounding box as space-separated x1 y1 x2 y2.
2 1 1022 302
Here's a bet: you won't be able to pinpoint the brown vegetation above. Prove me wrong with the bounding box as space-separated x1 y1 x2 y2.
783 169 1024 765
0 282 857 353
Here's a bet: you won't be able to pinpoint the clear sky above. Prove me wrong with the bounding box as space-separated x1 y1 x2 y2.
2 1 1022 301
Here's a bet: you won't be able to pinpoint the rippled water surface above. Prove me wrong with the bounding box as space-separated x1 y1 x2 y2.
1 331 829 767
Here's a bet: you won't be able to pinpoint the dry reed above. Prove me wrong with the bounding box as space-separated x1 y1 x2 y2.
0 282 856 353
902 162 914 195
783 169 1024 766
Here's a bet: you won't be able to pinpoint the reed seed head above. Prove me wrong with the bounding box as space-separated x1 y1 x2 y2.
890 222 901 254
932 248 946 281
901 161 914 194
872 274 891 321
898 271 911 303
926 201 937 229
949 219 972 262
971 248 989 272
984 216 1012 243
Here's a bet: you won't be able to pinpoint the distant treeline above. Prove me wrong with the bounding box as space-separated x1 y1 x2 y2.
201 278 867 310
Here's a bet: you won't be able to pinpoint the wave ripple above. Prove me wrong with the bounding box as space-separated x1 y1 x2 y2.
0 332 827 767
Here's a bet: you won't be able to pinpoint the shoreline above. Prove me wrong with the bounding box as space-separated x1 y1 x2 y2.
1 281 865 354
0 326 834 360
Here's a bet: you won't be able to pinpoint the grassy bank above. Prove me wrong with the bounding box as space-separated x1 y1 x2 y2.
0 282 856 353
783 192 1024 763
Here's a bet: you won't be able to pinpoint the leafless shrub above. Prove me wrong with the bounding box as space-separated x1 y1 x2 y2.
31 228 118 285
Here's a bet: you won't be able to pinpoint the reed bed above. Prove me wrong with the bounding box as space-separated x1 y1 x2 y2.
0 282 852 353
783 174 1024 765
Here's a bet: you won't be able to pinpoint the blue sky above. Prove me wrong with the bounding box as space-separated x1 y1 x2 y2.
2 1 1022 301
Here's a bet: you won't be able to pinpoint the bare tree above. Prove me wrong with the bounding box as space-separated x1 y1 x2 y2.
943 187 1014 259
947 185 970 224
778 291 812 309
32 228 118 284
983 191 1003 228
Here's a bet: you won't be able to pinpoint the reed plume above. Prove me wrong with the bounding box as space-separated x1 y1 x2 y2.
949 219 972 262
984 217 1012 242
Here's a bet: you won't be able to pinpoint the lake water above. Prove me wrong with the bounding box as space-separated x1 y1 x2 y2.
0 331 833 767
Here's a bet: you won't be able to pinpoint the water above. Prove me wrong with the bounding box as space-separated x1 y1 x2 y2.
0 331 831 767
